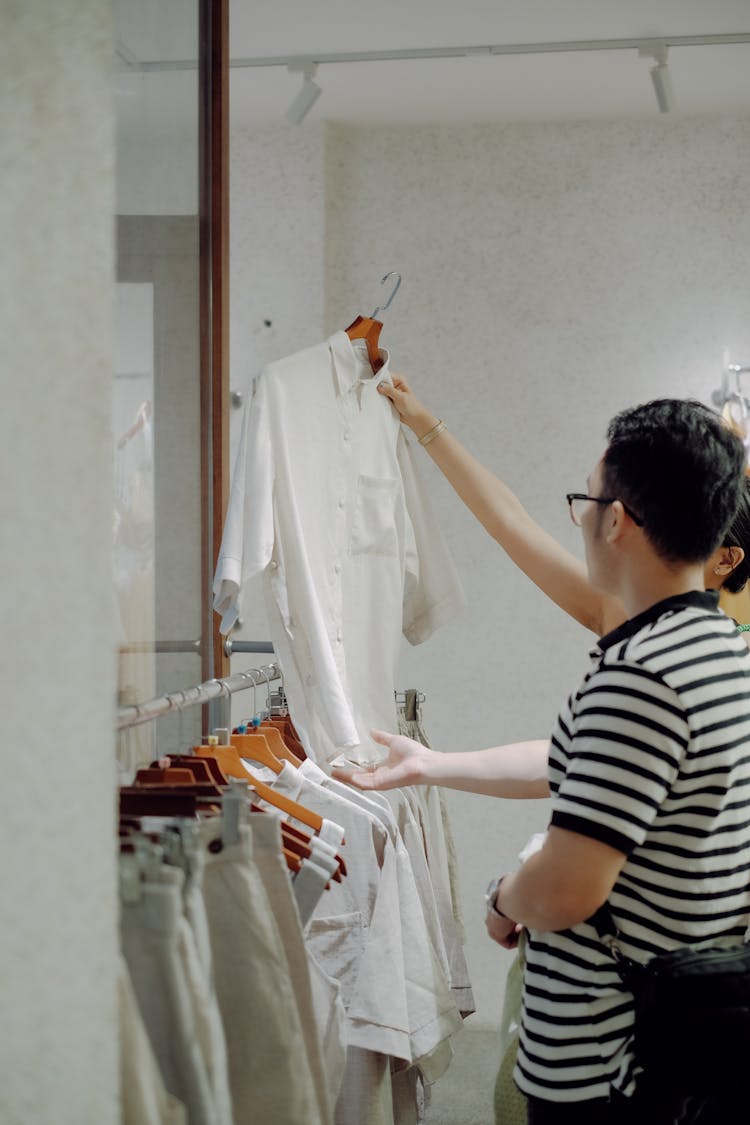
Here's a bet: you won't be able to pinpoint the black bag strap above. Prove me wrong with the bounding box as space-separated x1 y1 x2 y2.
589 902 616 941
588 902 643 986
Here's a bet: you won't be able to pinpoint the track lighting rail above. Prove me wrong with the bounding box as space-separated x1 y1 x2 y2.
119 33 750 74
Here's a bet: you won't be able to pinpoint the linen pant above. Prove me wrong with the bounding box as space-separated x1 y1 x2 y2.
118 954 188 1125
201 822 323 1125
120 874 216 1125
245 810 337 1121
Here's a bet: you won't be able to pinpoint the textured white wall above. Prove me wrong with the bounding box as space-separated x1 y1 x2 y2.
0 4 119 1121
230 117 750 1027
228 125 327 687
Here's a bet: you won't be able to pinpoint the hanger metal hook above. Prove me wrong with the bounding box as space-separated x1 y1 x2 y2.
240 670 258 721
371 271 402 319
275 663 288 715
258 666 272 716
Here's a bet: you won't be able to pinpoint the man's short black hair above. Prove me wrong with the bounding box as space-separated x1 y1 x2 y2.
602 399 746 564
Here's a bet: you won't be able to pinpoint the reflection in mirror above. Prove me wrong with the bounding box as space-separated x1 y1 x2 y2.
114 283 156 767
114 0 202 772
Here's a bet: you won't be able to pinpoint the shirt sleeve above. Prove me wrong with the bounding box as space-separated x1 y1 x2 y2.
550 660 689 855
396 430 467 645
212 375 275 634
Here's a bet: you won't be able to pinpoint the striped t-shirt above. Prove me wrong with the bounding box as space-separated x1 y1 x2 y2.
515 590 750 1103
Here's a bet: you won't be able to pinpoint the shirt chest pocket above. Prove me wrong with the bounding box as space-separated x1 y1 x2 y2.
351 474 400 558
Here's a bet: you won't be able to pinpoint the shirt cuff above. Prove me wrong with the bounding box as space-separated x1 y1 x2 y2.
403 589 467 646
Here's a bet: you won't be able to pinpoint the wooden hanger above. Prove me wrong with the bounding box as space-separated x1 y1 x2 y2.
135 766 225 800
135 767 197 786
120 789 199 818
193 743 325 833
234 672 302 765
258 724 304 766
244 725 303 768
345 271 401 375
165 753 229 786
345 315 383 373
231 730 285 774
150 756 217 785
283 849 302 873
263 717 306 760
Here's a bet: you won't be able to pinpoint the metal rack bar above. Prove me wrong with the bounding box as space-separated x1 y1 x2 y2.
116 662 282 731
116 638 275 655
223 639 274 655
118 640 202 654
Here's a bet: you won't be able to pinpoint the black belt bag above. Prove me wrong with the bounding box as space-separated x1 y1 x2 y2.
592 904 750 1095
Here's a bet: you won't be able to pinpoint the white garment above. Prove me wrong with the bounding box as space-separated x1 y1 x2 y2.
213 330 466 766
389 721 473 1015
401 787 475 1016
294 857 334 927
271 763 463 1069
307 950 348 1113
299 761 462 1073
245 810 333 1124
155 864 233 1125
335 1046 394 1125
120 873 216 1125
118 954 188 1125
262 762 411 1063
200 822 323 1125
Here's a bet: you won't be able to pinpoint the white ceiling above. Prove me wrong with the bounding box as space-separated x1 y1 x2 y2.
115 0 750 132
229 0 750 125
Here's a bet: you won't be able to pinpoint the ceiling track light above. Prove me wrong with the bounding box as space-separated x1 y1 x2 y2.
286 62 322 125
639 41 674 114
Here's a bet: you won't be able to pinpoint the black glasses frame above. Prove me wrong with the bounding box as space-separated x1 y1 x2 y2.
565 492 644 527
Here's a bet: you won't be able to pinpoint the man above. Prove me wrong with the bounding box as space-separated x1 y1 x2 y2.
490 398 750 1123
336 398 750 1123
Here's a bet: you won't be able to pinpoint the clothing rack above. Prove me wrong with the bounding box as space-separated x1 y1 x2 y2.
118 640 203 654
224 639 275 655
117 662 282 730
117 638 274 655
711 363 750 411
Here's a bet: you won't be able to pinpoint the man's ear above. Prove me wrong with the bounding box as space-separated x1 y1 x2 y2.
605 500 628 544
714 545 745 576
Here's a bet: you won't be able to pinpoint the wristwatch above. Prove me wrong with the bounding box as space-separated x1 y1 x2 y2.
485 876 507 919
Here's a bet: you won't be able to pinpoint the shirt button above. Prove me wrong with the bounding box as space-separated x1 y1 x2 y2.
334 562 341 574
343 429 351 442
269 561 278 569
336 630 342 643
338 498 345 510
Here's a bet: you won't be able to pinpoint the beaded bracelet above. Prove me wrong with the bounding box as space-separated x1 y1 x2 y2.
418 420 447 446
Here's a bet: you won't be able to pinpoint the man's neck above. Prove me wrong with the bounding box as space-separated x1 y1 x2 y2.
615 559 707 621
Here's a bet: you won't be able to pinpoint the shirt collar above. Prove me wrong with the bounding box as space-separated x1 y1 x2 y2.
597 589 720 652
328 329 392 396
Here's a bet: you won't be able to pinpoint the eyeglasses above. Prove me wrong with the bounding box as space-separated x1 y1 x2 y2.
566 493 644 527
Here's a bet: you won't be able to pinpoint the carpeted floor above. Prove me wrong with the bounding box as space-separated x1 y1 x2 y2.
425 1026 502 1125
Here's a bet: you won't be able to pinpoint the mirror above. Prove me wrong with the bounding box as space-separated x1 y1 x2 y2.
114 0 203 767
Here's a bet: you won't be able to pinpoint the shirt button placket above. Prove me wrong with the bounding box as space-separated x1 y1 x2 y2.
333 399 352 639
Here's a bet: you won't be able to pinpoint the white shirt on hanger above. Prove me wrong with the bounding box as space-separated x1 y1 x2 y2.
213 330 466 766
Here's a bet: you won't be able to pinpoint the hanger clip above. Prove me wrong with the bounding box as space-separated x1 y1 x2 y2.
222 779 249 846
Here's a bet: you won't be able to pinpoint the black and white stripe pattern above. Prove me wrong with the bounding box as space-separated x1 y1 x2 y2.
515 591 750 1103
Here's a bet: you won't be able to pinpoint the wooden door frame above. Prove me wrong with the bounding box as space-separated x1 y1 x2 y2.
199 0 230 690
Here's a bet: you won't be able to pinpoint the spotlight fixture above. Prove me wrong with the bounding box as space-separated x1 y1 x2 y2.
639 41 674 114
286 63 322 125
